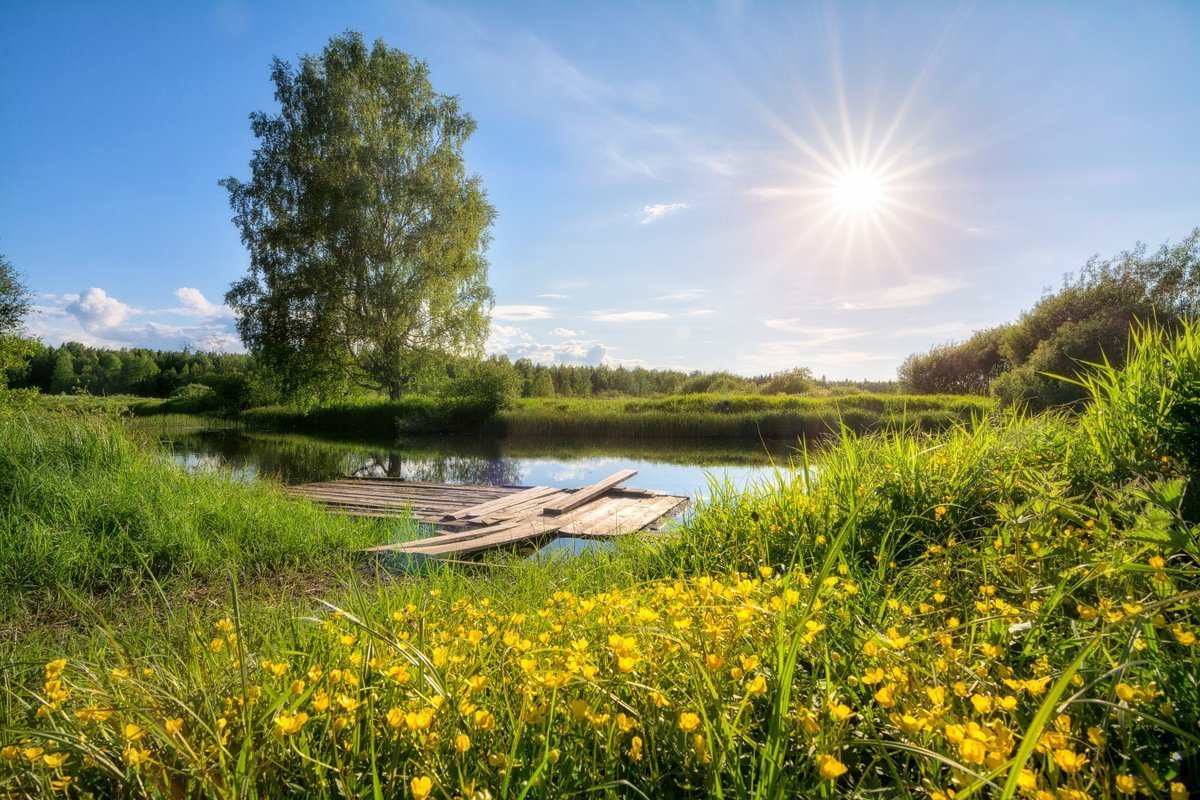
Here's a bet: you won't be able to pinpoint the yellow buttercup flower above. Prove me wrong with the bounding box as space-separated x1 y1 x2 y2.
164 717 183 736
1115 775 1137 795
42 752 69 769
678 712 701 733
816 754 848 779
455 733 471 753
1052 748 1086 774
274 712 308 736
410 775 433 800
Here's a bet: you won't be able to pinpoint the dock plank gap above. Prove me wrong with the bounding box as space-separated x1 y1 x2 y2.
284 470 689 558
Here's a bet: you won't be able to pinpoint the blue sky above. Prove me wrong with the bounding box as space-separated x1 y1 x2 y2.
2 1 1198 379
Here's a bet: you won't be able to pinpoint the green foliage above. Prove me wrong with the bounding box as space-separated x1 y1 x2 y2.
0 254 31 336
223 32 496 402
901 228 1200 409
0 254 34 393
898 326 1009 394
759 366 816 395
1065 318 1200 518
442 357 522 415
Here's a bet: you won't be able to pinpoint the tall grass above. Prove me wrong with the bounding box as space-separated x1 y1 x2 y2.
0 411 401 611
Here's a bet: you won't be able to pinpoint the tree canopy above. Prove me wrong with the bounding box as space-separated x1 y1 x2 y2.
899 228 1200 408
0 253 34 389
222 32 496 401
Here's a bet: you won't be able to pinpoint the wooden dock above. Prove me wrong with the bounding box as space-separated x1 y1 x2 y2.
286 470 688 557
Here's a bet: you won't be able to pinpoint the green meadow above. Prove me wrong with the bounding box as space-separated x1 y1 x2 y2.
0 322 1196 798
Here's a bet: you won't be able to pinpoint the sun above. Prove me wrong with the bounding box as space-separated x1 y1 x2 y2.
832 168 887 215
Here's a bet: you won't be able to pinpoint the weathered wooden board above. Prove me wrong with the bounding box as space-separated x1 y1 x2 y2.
540 469 637 516
442 486 558 520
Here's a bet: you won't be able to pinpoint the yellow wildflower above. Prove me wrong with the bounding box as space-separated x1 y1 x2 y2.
816 753 848 780
411 776 433 800
274 712 308 736
678 712 701 733
42 752 69 769
164 717 183 736
959 739 986 765
1052 748 1086 774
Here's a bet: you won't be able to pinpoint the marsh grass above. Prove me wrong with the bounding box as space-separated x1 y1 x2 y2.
1 325 1197 798
0 410 403 612
221 393 994 441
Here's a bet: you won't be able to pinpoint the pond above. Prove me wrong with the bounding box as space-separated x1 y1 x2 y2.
152 426 807 499
149 425 812 557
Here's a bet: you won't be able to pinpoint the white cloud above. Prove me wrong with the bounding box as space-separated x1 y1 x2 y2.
487 323 611 366
493 304 553 321
683 309 713 317
590 310 669 322
835 276 965 310
65 288 133 332
640 203 690 225
537 293 569 300
31 286 243 353
174 287 233 318
550 327 580 336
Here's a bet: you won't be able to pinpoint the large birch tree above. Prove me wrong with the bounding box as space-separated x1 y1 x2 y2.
222 32 495 401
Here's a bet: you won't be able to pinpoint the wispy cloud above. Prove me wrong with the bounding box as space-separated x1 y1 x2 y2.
658 289 704 301
741 341 897 376
537 293 569 300
640 203 690 225
886 321 976 340
493 304 553 321
591 310 669 322
550 327 580 336
835 276 965 310
760 322 869 346
433 10 741 182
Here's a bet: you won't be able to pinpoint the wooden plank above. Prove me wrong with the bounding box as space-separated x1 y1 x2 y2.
395 516 567 557
442 486 557 521
540 469 637 516
474 490 573 523
374 499 601 555
565 495 685 537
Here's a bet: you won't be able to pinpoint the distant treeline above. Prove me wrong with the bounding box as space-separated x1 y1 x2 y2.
7 339 898 408
505 362 898 398
8 341 254 398
899 228 1200 409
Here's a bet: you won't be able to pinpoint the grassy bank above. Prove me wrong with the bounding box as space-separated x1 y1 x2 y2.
1 323 1197 798
227 392 994 441
0 409 402 614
